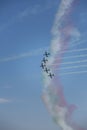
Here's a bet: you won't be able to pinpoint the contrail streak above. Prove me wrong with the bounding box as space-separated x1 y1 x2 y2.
63 54 87 59
70 39 87 48
0 47 47 63
60 70 87 76
55 64 87 70
52 59 87 65
60 47 87 54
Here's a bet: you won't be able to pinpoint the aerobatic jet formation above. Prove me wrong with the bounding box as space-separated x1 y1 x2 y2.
40 51 54 79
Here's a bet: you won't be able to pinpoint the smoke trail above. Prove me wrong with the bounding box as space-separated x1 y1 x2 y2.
61 70 87 76
52 59 87 65
0 47 47 63
62 54 87 59
42 0 85 130
57 64 87 70
60 47 87 54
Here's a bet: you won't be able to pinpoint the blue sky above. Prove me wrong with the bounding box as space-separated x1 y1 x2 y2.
0 0 87 130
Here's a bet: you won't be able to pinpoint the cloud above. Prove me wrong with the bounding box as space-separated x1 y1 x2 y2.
0 98 11 103
0 5 41 32
17 4 42 18
18 1 59 17
0 1 58 32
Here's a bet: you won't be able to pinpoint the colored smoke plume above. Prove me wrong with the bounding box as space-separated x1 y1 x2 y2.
41 0 85 130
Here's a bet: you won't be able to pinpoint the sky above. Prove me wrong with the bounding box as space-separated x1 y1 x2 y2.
0 0 87 130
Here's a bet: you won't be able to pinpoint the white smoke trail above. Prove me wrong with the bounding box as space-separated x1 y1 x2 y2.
70 39 87 48
60 47 87 54
60 70 87 76
52 59 87 65
0 47 47 63
56 64 87 70
63 54 87 59
52 0 74 36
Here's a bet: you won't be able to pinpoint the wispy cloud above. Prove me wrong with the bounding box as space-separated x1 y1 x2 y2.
15 1 59 18
0 1 58 32
0 98 11 103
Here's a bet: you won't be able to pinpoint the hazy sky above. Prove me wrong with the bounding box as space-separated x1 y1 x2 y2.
0 0 87 130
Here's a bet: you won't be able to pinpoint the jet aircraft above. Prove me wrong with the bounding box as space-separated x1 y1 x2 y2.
48 73 54 78
44 51 50 57
44 68 50 73
40 63 46 69
42 57 48 63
